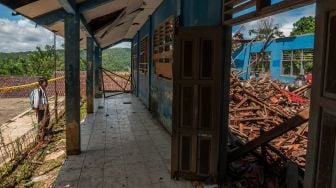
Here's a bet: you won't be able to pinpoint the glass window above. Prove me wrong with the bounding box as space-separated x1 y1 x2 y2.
282 61 291 75
281 49 314 76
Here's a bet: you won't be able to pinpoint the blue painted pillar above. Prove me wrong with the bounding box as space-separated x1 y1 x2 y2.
94 46 100 96
99 48 103 91
136 31 140 97
86 37 94 113
270 43 282 80
243 45 252 79
148 15 153 110
64 12 81 155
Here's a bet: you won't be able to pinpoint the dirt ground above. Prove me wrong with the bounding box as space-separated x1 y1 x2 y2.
0 97 64 145
0 98 30 126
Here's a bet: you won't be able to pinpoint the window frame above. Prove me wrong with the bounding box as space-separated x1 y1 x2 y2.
280 49 314 77
139 36 149 74
152 16 174 80
132 42 138 71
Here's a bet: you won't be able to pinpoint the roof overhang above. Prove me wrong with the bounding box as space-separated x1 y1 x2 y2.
0 0 163 49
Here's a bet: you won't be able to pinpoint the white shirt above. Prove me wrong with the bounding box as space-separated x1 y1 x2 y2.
33 87 48 110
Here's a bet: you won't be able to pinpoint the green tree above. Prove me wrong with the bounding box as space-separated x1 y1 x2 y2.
249 18 284 41
290 16 315 36
27 45 58 78
248 18 283 75
0 46 130 76
0 58 27 75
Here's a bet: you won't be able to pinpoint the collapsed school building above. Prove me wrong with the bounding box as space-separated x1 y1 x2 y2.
0 0 335 187
233 34 314 83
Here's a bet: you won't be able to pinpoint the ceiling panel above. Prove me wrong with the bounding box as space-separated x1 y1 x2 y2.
15 0 62 18
4 0 164 48
82 0 125 23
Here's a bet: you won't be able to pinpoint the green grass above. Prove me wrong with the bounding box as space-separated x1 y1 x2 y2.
80 99 87 121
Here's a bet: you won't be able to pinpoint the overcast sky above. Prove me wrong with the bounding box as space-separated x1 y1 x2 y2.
0 3 315 53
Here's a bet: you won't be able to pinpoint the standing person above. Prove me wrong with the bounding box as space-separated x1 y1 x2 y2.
32 78 50 139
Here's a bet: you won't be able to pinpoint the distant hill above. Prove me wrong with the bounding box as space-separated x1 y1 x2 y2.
0 47 131 76
0 51 31 60
102 48 131 72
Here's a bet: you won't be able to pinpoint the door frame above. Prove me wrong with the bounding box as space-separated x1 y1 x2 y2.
304 2 336 187
170 0 316 185
220 0 318 186
171 25 229 183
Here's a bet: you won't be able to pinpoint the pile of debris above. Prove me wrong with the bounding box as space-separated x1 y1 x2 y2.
228 72 311 186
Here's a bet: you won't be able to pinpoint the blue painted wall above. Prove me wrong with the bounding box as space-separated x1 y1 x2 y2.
182 0 222 26
233 34 315 83
132 0 223 132
138 20 151 107
149 0 177 133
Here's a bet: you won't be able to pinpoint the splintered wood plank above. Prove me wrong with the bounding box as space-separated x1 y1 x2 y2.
228 108 309 162
156 63 173 79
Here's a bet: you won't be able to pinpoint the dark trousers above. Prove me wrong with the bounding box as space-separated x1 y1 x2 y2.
37 110 49 138
37 110 45 124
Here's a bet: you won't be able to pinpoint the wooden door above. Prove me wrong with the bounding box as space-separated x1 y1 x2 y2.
172 26 223 182
305 1 336 187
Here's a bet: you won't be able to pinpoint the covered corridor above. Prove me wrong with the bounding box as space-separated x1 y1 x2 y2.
2 0 336 187
54 94 192 188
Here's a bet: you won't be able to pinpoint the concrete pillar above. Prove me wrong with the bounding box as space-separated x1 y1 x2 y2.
64 13 81 155
86 37 94 114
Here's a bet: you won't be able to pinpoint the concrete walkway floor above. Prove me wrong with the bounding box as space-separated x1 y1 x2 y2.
54 94 193 188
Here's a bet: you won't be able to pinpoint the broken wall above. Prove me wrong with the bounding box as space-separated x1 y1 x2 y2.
233 34 315 83
149 0 176 133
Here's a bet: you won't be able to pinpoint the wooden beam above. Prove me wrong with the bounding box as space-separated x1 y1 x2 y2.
0 0 38 9
32 9 68 26
230 116 275 121
218 1 233 184
256 0 271 11
229 106 261 112
223 0 256 15
224 0 316 25
31 3 100 46
96 9 126 38
262 0 315 15
86 37 94 114
58 0 76 14
78 0 116 13
228 109 309 162
65 11 81 155
31 0 116 27
223 0 250 7
80 15 101 48
88 8 125 34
